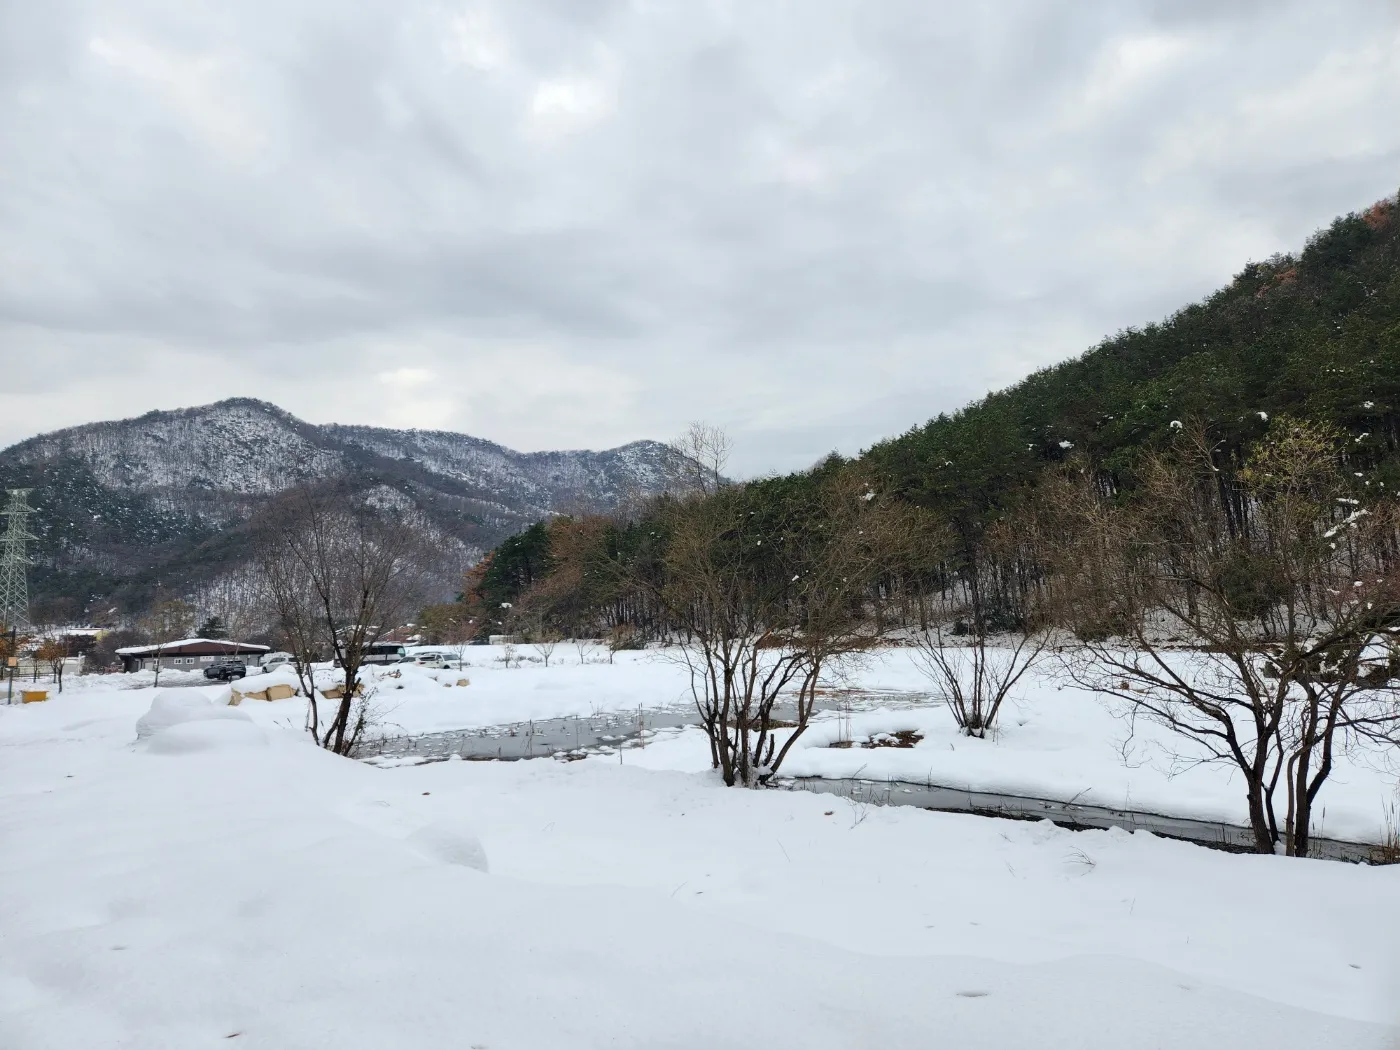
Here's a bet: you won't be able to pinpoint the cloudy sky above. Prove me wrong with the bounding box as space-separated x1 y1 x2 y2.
2 1 1398 475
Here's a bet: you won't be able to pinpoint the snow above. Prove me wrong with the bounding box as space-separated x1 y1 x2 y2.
0 677 1396 1047
165 646 1399 844
133 688 245 740
324 423 673 511
75 668 213 690
405 819 490 873
4 648 1400 1045
144 717 269 754
38 646 1400 843
282 651 698 734
772 698 1398 844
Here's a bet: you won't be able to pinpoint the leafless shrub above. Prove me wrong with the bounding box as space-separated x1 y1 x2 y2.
911 625 1047 737
531 632 560 667
639 473 926 786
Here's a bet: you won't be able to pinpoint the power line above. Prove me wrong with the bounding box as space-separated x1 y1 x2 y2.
0 489 35 631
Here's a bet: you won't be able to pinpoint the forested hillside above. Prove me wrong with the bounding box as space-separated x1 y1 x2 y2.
864 194 1399 522
458 192 1400 630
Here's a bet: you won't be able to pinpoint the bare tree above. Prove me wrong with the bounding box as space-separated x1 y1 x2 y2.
606 624 638 664
139 598 195 687
530 629 560 667
259 545 328 741
649 474 922 786
1047 422 1400 856
263 485 424 755
909 515 1049 737
444 617 476 670
666 422 733 496
34 638 67 692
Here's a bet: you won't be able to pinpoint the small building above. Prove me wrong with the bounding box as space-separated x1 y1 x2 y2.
114 638 271 674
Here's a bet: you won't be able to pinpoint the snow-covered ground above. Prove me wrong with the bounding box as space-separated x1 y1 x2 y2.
63 645 1398 843
2 674 1398 1047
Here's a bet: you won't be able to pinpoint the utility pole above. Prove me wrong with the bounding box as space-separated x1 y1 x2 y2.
1 489 35 704
4 626 13 706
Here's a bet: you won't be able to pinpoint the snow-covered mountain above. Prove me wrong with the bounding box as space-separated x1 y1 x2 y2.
0 398 677 615
325 423 669 517
8 400 339 499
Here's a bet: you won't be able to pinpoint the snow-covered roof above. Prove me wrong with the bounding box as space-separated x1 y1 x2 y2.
114 638 271 656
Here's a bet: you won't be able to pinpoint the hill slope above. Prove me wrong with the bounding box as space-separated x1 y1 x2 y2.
863 193 1400 516
0 399 676 618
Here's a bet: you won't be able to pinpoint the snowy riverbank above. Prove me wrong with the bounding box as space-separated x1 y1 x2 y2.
40 645 1400 844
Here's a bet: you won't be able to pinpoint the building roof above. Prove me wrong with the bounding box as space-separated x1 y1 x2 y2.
114 638 271 656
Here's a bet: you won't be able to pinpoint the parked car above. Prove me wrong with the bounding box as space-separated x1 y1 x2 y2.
262 652 295 671
334 643 411 668
363 643 408 665
412 651 453 668
203 659 247 681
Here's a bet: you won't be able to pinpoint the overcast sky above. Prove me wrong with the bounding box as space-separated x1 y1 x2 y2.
2 1 1398 475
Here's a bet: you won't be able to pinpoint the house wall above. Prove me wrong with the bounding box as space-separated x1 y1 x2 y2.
139 654 241 671
122 651 266 673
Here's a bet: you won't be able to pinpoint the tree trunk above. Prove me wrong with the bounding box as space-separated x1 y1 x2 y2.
1291 783 1312 859
1245 779 1276 854
330 695 353 754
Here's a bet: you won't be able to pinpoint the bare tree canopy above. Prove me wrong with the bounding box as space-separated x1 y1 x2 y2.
666 422 732 497
636 472 924 786
1046 420 1400 856
908 508 1049 737
259 484 427 755
138 598 195 687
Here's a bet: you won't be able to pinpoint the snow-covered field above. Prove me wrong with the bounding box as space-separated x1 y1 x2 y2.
80 645 1400 842
3 651 1399 1047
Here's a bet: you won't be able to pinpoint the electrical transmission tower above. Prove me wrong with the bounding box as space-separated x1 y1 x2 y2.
0 489 35 631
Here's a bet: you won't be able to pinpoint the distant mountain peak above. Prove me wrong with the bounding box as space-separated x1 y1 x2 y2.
0 400 677 616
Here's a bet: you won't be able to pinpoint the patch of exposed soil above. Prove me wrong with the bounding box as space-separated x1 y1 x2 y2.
829 729 922 750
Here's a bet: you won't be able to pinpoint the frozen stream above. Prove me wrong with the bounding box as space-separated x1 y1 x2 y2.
360 693 1381 863
772 776 1376 862
362 690 928 763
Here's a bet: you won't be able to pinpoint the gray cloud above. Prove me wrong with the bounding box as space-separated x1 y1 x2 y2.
2 0 1398 474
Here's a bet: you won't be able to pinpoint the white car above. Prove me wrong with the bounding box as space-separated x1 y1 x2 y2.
412 651 454 669
261 652 295 671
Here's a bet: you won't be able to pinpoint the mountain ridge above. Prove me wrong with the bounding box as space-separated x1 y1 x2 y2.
0 398 678 619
